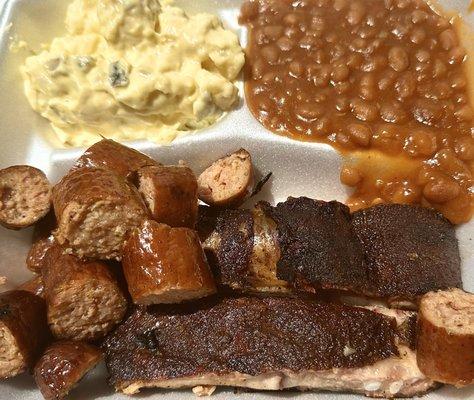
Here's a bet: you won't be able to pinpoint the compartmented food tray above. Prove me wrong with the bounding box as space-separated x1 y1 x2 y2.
0 0 472 399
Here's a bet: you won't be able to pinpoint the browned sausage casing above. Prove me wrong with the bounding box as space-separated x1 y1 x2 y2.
43 246 127 341
34 341 102 400
26 236 57 273
0 166 52 229
72 139 159 180
137 165 198 228
18 276 45 298
197 148 254 208
0 290 50 378
52 167 148 260
417 288 474 387
122 220 216 304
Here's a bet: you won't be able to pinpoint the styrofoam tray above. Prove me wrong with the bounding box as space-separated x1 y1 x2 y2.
0 0 472 398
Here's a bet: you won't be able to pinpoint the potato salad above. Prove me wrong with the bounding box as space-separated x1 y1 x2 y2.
21 0 245 146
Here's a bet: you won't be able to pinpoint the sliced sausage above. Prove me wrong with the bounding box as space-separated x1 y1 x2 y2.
0 166 51 229
197 149 254 208
43 246 127 341
417 288 474 387
26 236 57 273
72 139 159 180
137 165 198 228
122 220 216 305
18 276 45 297
52 167 148 260
34 341 102 400
0 290 50 378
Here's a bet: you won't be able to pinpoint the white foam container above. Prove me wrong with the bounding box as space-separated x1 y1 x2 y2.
0 0 472 398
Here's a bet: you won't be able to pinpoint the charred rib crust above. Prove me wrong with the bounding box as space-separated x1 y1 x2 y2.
104 296 399 385
351 204 461 298
215 210 254 287
260 197 368 292
397 314 417 350
197 205 222 243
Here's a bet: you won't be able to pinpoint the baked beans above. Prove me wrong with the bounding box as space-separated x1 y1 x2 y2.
241 0 474 223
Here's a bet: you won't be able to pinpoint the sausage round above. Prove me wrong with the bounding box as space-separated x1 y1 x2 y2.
137 165 198 228
72 139 160 180
52 167 148 260
122 220 216 305
0 290 50 378
0 166 52 229
417 288 474 387
197 149 254 208
34 341 102 400
43 246 127 341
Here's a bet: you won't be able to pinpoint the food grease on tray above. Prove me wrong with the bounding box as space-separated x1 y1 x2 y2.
0 290 50 379
43 246 127 341
137 164 198 228
104 296 435 397
0 166 52 229
52 167 148 260
34 341 102 400
122 220 216 305
240 0 474 223
21 0 245 146
417 288 474 387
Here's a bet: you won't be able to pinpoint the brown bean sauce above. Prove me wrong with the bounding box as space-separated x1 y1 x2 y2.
240 0 474 224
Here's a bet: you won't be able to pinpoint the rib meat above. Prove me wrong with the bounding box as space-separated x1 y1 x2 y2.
104 296 436 398
351 204 461 299
201 198 461 304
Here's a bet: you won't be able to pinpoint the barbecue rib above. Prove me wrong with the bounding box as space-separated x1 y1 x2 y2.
201 198 461 304
104 296 436 397
352 204 462 299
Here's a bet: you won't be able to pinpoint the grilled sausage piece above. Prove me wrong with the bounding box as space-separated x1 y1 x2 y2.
0 166 52 229
0 290 50 378
18 276 45 297
52 167 148 260
137 165 198 228
122 220 216 305
72 139 159 180
417 288 474 387
197 148 254 208
43 246 127 341
34 341 102 400
26 236 57 273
